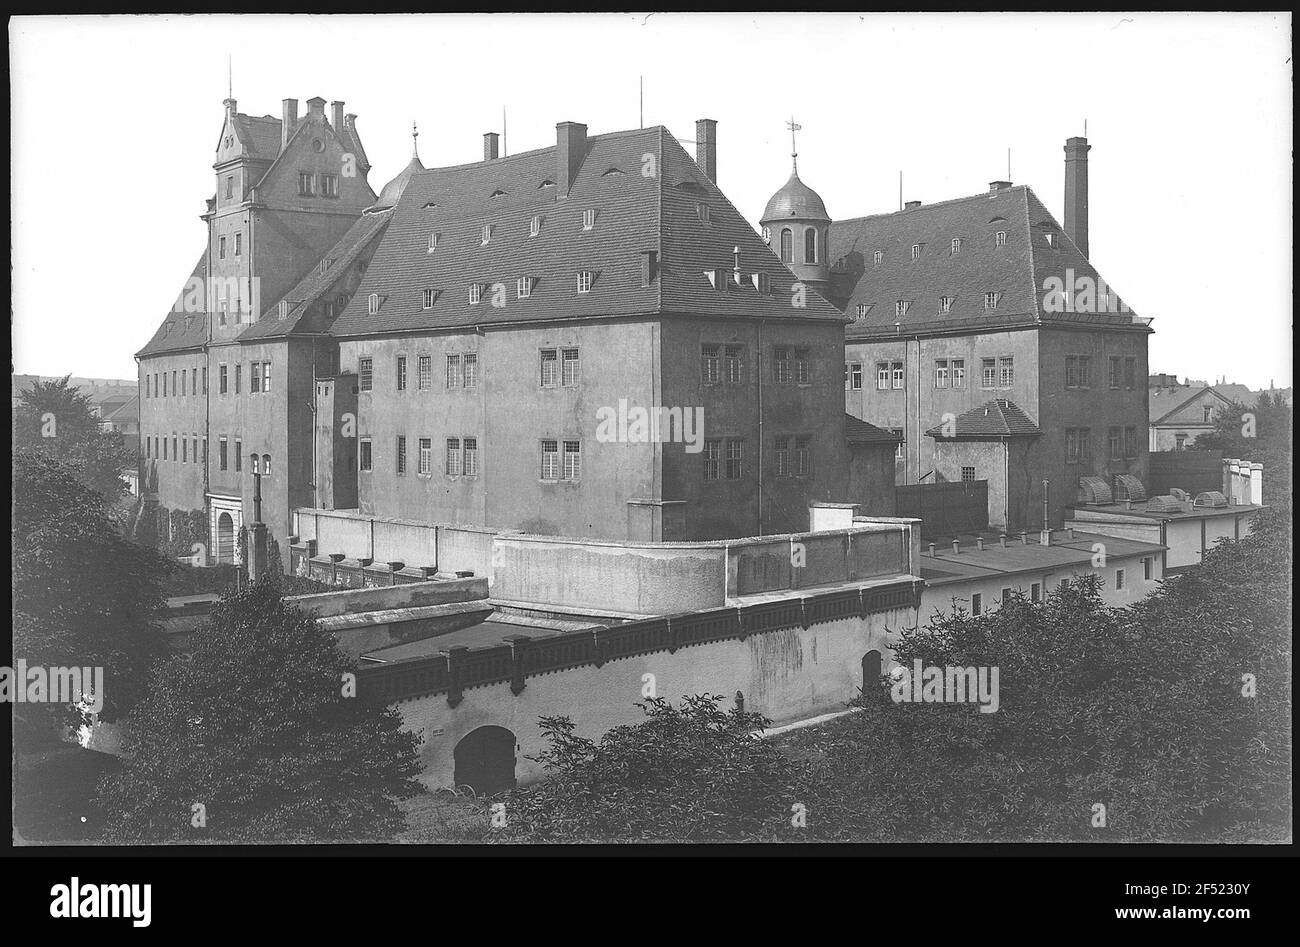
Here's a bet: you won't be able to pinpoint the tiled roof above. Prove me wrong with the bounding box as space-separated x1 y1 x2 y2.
237 210 393 341
330 125 846 338
845 413 901 445
136 253 211 357
926 398 1042 438
829 185 1148 339
101 395 140 422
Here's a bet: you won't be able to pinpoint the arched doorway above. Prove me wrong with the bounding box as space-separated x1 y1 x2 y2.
453 726 517 796
216 512 235 564
861 649 883 699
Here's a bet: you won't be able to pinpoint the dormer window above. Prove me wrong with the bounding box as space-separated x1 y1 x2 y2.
856 303 870 318
582 209 596 231
950 238 962 254
278 300 289 319
529 215 541 237
995 231 1007 247
367 293 380 315
517 276 534 299
577 271 593 294
469 284 483 305
1045 232 1055 248
984 292 1001 310
696 204 711 226
753 273 771 295
910 244 922 261
481 224 493 246
427 232 440 253
422 288 435 309
895 300 911 317
939 296 955 313
319 259 332 276
873 250 884 266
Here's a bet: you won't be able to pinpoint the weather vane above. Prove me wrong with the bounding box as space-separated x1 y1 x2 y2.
786 117 802 172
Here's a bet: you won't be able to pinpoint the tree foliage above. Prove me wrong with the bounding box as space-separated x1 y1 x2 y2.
1195 393 1292 512
12 376 135 502
96 582 426 842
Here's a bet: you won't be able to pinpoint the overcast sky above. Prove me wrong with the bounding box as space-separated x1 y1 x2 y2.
10 13 1292 389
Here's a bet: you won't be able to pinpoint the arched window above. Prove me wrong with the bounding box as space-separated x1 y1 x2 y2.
779 228 793 263
251 454 260 475
804 227 818 264
262 454 271 478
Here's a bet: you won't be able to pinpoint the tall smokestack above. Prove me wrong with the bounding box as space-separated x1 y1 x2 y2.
555 121 587 197
1064 136 1091 257
695 118 717 183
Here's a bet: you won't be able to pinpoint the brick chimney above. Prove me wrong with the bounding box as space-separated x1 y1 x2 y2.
1064 136 1091 257
331 100 345 131
695 118 717 183
555 121 587 197
484 132 500 161
281 99 298 149
306 96 326 119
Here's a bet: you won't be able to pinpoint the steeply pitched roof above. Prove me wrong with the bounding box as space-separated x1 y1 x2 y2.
136 252 211 357
330 125 846 339
829 185 1149 340
845 414 901 445
926 398 1042 438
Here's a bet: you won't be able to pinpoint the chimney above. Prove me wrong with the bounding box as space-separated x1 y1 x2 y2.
695 118 717 183
988 181 1012 193
306 97 326 121
555 121 588 197
331 100 345 131
281 99 298 149
1064 136 1091 257
483 132 500 161
904 200 922 210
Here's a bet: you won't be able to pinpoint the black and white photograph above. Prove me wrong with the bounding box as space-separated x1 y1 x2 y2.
5 9 1291 921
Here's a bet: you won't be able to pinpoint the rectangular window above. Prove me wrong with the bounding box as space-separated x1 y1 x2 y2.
396 436 407 475
562 441 581 481
446 354 462 389
541 439 559 480
794 347 811 385
359 357 373 391
702 344 721 385
934 359 949 388
774 436 789 478
561 348 579 387
445 437 462 476
972 592 983 616
463 353 478 388
582 208 595 230
995 231 1007 247
192 367 199 394
1143 557 1153 580
463 437 478 477
145 437 151 458
951 358 965 388
250 362 262 393
849 362 863 390
181 372 187 396
1109 426 1123 460
895 300 910 318
418 438 432 476
725 345 745 385
984 292 1000 310
469 284 482 305
218 236 226 260
1115 568 1126 591
1108 356 1122 389
396 356 407 391
1001 588 1012 604
359 438 373 472
235 440 242 472
774 346 792 384
1124 356 1137 389
793 435 811 476
1066 355 1078 389
892 361 904 390
320 174 338 198
517 277 533 299
876 363 890 390
234 232 243 256
540 349 557 388
418 355 431 390
235 365 241 394
1124 425 1138 459
951 238 962 255
961 465 976 483
939 296 954 313
1078 356 1091 388
182 438 187 463
225 176 233 199
422 288 434 309
725 439 743 480
1031 582 1042 603
482 224 492 245
577 271 593 294
999 356 1014 388
703 439 721 481
298 172 315 196
219 364 228 394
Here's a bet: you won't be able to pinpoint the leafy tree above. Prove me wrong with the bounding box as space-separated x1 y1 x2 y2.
12 449 169 740
12 376 135 502
96 582 426 842
492 696 813 842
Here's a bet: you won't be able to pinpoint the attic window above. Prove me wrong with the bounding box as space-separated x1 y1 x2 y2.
697 204 711 226
995 231 1007 247
895 300 911 317
278 300 289 319
939 296 955 313
517 277 534 299
984 292 1001 310
873 250 884 266
1045 232 1055 247
856 303 870 318
319 259 332 276
367 293 380 315
481 224 493 245
601 167 625 176
489 189 507 198
752 273 771 295
910 244 922 261
422 289 435 309
538 179 555 189
582 209 596 231
577 271 594 294
529 216 541 237
950 238 962 255
427 232 440 253
469 284 483 305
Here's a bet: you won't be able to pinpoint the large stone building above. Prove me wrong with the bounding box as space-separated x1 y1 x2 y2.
764 135 1154 530
137 97 865 559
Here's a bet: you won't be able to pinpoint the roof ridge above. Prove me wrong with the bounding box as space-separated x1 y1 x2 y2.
834 184 1035 226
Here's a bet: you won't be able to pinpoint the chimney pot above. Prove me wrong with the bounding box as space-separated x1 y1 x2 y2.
483 132 500 161
1064 136 1091 257
928 542 936 557
555 121 588 198
952 540 960 555
976 537 985 552
695 118 718 184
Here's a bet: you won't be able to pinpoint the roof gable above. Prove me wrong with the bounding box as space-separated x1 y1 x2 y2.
926 398 1042 438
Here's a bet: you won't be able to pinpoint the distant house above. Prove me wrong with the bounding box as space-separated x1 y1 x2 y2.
1148 374 1259 451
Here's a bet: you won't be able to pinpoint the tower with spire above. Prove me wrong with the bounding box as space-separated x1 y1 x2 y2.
760 118 831 292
